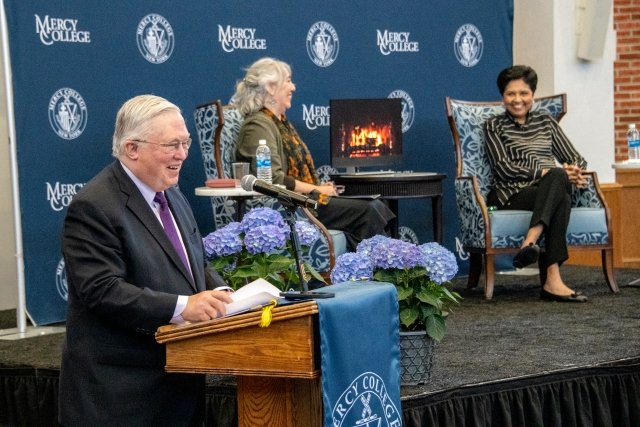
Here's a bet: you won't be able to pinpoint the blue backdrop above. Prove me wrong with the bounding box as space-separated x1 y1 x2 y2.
4 0 513 325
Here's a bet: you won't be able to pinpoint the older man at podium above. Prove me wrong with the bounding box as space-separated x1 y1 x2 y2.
58 95 233 426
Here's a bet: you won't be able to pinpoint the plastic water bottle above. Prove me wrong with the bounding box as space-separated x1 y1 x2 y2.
256 139 272 183
627 123 640 162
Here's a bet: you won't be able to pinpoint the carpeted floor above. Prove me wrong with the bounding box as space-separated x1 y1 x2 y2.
419 265 640 396
1 265 639 397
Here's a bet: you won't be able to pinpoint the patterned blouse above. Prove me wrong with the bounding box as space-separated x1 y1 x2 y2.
484 110 587 206
262 108 320 186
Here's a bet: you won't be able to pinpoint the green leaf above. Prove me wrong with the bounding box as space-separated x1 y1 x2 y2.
415 289 442 308
425 314 446 341
441 286 462 303
395 286 413 301
304 262 326 284
232 266 262 279
399 307 419 329
407 267 429 280
209 256 234 272
419 304 437 318
373 269 401 284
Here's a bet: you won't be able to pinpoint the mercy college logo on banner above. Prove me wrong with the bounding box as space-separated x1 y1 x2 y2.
217 25 267 52
376 29 419 55
56 258 68 302
48 88 87 140
136 14 174 64
388 90 414 133
47 181 84 212
302 103 330 131
454 23 483 67
306 21 339 67
34 14 91 45
331 372 401 427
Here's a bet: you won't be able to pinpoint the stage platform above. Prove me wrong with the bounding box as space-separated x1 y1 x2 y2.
1 265 639 426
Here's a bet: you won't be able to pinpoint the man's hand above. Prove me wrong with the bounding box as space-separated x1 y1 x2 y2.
563 163 588 188
181 290 234 322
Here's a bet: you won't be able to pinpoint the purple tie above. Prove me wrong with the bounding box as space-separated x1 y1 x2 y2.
154 192 191 273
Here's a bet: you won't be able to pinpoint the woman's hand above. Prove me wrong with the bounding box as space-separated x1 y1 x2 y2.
563 163 588 188
315 183 338 197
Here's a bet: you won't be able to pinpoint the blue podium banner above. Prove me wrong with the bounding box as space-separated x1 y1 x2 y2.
316 281 401 427
3 1 512 324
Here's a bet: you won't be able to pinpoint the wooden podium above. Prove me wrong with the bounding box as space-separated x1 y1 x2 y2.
156 301 322 427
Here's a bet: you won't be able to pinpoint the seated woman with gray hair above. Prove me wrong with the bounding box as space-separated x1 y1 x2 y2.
234 57 395 251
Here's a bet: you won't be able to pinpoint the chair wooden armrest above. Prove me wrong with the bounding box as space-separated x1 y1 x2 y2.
299 207 336 271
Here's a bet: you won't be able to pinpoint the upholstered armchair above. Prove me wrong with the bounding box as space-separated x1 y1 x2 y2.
193 100 347 273
445 94 618 299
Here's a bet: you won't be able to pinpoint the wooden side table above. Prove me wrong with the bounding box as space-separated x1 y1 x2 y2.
613 163 640 278
195 186 259 222
330 172 446 242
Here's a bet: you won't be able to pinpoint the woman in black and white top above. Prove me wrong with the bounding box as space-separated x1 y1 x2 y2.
484 65 589 303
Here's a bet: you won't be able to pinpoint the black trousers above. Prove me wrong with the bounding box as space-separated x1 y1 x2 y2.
317 197 395 251
490 168 572 266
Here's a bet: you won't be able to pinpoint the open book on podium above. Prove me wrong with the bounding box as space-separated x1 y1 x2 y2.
224 278 283 317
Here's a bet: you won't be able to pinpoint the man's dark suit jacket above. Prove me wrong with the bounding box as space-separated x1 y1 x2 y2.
59 161 225 426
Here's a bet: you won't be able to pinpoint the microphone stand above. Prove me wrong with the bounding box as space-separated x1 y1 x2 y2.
281 202 308 292
279 202 334 300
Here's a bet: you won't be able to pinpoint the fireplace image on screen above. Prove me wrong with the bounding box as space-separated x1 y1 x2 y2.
330 98 403 173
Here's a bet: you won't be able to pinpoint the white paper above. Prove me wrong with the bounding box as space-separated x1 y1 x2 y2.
224 278 283 316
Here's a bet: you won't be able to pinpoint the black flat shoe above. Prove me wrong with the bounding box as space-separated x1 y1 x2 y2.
540 288 588 303
513 243 540 269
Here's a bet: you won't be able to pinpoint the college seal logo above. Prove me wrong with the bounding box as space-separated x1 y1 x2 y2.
55 258 68 302
331 372 401 427
306 21 339 67
388 89 414 133
48 88 87 140
453 24 483 67
136 14 174 64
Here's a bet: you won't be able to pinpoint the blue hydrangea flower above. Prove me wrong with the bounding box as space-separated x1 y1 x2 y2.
330 252 373 284
221 259 238 273
356 235 392 258
419 242 458 284
224 221 244 235
293 221 320 246
202 224 243 259
243 225 287 255
372 238 424 270
241 207 285 232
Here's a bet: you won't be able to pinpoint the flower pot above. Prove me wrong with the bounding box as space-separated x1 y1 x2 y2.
399 330 435 385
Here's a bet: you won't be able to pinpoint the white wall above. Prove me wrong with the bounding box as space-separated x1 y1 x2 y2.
0 13 18 311
0 1 620 310
514 0 616 183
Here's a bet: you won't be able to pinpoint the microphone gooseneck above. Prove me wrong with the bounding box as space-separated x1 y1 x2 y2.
241 175 318 209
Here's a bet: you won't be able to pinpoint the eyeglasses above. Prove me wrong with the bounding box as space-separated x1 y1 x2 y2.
131 137 192 154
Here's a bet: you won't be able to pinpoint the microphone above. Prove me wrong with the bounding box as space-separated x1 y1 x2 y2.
241 175 318 209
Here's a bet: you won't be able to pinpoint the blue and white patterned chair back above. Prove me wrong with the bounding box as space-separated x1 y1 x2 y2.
194 101 255 229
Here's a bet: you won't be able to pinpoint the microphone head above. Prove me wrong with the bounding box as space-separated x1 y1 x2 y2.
240 174 257 191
